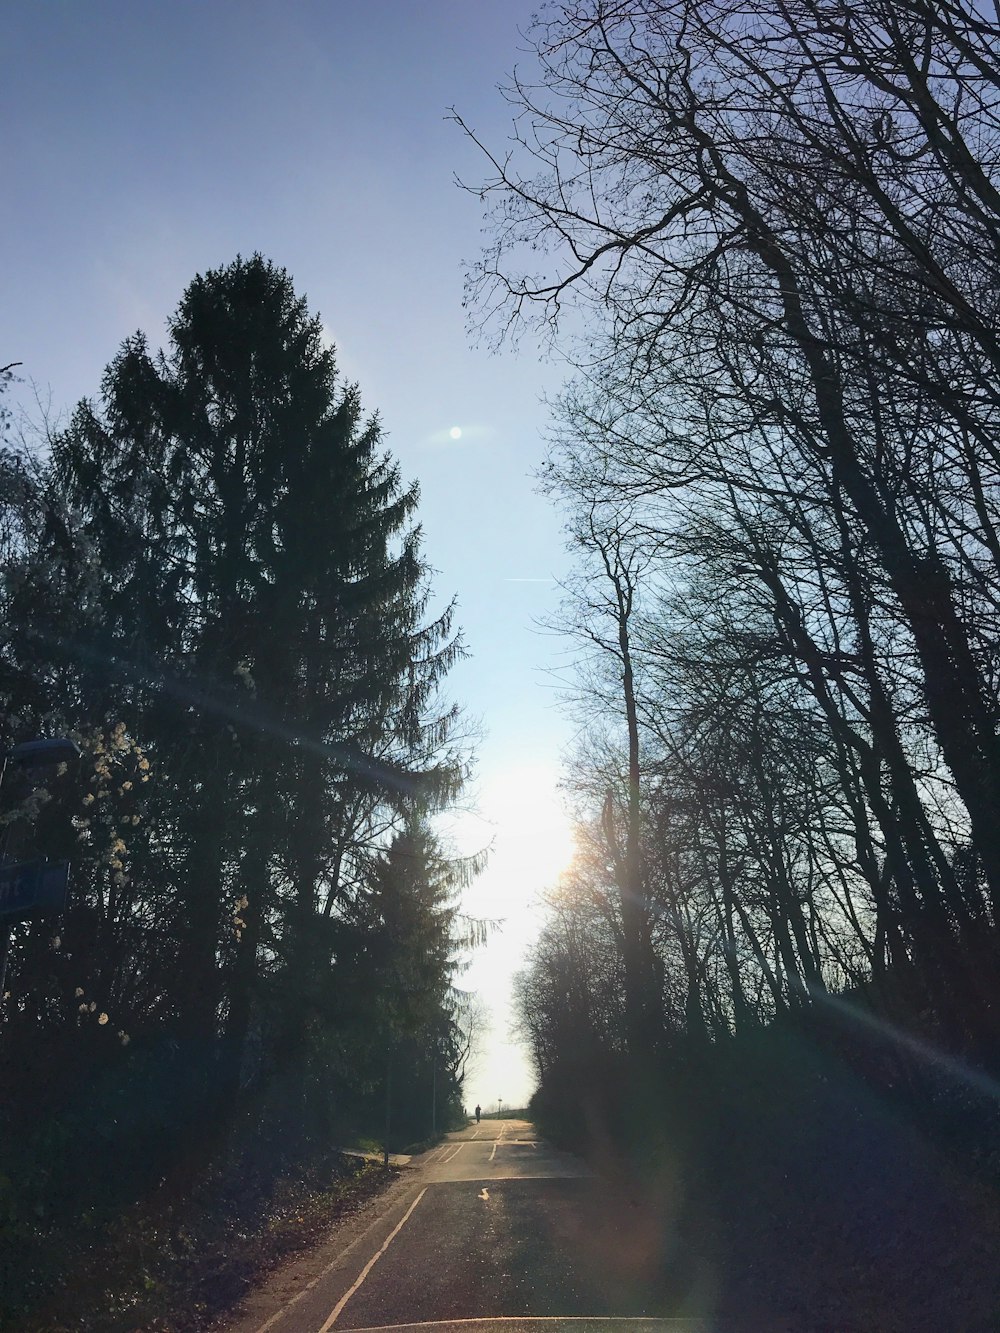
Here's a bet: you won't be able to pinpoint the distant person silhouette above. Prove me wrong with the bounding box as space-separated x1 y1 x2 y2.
475 1103 481 1123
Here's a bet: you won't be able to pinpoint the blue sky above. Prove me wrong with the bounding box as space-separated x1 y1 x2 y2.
3 1 575 1107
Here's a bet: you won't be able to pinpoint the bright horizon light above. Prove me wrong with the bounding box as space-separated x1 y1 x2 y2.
455 762 578 1108
446 762 577 901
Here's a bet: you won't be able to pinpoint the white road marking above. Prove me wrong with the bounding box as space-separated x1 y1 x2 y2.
254 1276 320 1333
441 1141 464 1163
316 1188 427 1331
489 1141 498 1162
345 1322 664 1331
478 1188 489 1200
252 1185 424 1333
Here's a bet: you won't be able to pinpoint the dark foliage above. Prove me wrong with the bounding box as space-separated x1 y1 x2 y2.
0 257 475 1325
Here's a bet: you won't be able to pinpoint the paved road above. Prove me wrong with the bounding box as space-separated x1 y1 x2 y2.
223 1120 708 1333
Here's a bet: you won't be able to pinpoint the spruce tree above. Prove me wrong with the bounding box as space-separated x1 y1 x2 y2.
50 255 466 1096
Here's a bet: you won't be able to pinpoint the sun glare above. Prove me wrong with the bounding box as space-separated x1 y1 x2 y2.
445 763 577 913
449 425 462 439
479 764 576 900
453 766 576 1106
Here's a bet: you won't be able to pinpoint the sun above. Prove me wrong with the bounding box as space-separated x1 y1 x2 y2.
449 426 462 440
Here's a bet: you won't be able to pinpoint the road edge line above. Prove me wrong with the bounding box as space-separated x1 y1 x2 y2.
316 1187 427 1332
251 1181 419 1333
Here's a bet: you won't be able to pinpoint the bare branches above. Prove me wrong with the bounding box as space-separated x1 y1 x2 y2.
483 0 1000 1056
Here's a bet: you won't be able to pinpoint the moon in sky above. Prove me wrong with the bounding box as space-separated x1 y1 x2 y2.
449 426 462 440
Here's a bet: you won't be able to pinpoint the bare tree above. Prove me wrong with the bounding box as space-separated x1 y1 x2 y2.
544 501 664 1053
461 0 1000 905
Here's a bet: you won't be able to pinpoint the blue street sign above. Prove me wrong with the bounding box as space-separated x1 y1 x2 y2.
0 859 70 921
7 739 81 768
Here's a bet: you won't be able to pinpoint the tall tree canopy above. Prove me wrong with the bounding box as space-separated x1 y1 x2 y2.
0 259 475 1243
467 0 1000 1121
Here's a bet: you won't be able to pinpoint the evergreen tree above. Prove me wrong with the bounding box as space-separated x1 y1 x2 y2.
0 265 477 1305
48 254 466 1099
328 817 482 1144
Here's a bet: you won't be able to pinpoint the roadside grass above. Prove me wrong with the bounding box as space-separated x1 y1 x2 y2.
350 1136 384 1155
0 1150 395 1332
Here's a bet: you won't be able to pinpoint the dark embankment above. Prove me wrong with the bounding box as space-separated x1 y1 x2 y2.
532 1018 1000 1330
0 1100 396 1333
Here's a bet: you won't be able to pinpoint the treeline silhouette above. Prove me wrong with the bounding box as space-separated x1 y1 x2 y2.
462 0 1000 1321
0 257 478 1325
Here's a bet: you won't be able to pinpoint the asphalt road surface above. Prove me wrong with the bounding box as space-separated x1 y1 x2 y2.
222 1120 708 1333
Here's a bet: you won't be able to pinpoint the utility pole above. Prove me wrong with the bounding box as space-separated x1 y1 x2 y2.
383 1047 392 1167
431 1046 437 1137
